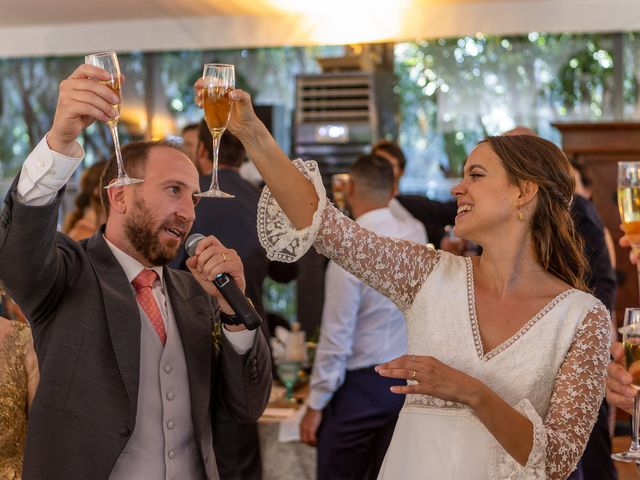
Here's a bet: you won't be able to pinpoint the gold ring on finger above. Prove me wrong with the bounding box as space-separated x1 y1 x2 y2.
220 252 227 262
411 370 417 382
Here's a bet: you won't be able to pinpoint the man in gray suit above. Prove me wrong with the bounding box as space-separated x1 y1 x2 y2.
0 63 272 479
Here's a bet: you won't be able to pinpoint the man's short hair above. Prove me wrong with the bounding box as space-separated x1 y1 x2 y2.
197 120 246 168
372 140 406 172
100 140 182 216
349 154 395 203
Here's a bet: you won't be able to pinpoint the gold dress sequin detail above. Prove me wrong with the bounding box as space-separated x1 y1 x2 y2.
0 321 32 479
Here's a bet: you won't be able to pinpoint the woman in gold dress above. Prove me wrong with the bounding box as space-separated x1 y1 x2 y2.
0 313 39 479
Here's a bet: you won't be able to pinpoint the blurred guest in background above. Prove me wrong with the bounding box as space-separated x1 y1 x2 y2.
181 122 200 168
300 154 426 479
371 140 427 244
62 160 107 241
372 140 456 248
571 161 616 271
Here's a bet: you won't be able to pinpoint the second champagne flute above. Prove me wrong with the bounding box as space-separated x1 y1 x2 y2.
196 63 235 198
618 161 640 301
612 308 640 463
84 51 143 188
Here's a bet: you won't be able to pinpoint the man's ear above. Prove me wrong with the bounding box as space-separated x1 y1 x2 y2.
106 185 128 214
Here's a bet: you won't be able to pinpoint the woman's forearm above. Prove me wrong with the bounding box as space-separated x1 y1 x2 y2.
240 120 319 230
467 384 535 466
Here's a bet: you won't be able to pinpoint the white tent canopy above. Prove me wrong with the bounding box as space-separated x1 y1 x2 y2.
1 0 640 58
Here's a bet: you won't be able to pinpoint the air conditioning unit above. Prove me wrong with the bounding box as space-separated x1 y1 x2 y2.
293 71 398 187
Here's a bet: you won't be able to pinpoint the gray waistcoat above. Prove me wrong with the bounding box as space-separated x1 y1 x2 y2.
109 297 206 480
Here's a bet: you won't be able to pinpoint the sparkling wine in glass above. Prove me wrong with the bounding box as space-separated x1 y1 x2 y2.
612 308 640 463
196 63 235 198
618 161 640 301
84 51 143 188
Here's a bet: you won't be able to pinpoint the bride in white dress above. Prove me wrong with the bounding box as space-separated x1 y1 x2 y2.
199 86 610 479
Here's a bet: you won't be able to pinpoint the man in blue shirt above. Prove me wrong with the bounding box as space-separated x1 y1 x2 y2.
299 154 427 480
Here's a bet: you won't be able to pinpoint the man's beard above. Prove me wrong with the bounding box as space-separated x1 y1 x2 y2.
124 197 187 266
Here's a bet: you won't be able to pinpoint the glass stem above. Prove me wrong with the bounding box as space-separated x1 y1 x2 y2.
208 129 223 192
109 121 125 178
287 383 294 401
632 389 640 453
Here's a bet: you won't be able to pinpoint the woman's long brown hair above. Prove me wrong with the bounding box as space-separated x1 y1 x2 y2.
484 135 589 291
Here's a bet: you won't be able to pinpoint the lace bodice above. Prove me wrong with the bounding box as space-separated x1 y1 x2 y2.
257 160 611 479
0 319 39 479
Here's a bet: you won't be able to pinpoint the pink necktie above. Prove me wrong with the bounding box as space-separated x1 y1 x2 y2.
132 269 167 345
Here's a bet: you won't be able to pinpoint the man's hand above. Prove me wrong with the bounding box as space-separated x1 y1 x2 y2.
619 233 638 265
606 342 636 414
185 235 246 318
300 407 322 446
48 64 122 156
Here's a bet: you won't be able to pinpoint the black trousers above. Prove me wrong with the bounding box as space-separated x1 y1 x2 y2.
317 367 405 480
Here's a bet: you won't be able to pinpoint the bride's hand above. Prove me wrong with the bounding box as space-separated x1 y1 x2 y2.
193 79 260 141
376 354 486 406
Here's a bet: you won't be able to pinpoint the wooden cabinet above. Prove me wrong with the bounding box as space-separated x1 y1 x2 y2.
554 122 640 323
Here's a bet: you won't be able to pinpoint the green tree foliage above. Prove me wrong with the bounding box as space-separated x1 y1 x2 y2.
394 32 639 189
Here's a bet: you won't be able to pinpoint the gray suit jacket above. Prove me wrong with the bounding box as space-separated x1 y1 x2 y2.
0 183 272 480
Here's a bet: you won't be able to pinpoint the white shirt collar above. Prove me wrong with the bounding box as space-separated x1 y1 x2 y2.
103 235 164 287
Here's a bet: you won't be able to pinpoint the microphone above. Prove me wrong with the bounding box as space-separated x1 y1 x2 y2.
185 234 261 331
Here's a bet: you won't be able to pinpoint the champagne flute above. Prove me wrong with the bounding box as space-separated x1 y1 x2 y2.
84 51 143 188
618 161 640 300
196 63 235 198
612 308 640 463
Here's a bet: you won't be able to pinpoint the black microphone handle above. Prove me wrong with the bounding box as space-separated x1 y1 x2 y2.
185 233 261 331
213 273 262 331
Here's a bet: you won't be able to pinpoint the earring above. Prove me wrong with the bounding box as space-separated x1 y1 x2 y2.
517 209 525 222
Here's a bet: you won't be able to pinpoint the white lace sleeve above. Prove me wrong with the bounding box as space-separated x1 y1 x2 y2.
490 302 611 480
257 159 439 310
314 204 438 310
257 159 327 263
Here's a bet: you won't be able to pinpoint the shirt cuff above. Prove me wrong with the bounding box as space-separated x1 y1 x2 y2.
222 327 256 355
17 134 84 206
306 389 332 411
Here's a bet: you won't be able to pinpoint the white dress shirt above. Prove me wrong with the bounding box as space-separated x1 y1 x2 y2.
17 135 254 353
307 207 427 410
388 197 428 244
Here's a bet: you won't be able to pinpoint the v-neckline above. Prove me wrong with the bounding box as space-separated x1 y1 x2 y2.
464 257 577 362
